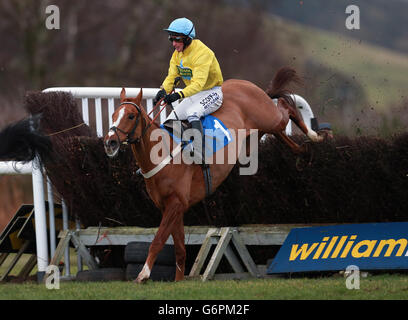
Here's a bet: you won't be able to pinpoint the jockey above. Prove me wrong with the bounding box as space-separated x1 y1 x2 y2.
154 17 224 164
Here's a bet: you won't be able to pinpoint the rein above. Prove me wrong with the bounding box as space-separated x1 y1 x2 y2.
47 122 86 136
147 98 168 124
110 89 175 145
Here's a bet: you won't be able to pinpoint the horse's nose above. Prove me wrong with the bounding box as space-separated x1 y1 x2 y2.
104 137 120 158
107 139 118 148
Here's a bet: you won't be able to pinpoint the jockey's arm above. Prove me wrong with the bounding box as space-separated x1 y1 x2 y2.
162 52 179 94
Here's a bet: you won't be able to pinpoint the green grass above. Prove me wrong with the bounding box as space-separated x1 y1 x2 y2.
2 251 408 300
1 274 408 300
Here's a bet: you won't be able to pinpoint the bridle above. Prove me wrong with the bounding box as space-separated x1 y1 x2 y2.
108 101 149 145
108 91 175 145
107 99 184 179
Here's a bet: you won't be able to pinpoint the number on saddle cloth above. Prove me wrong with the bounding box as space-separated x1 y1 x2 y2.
160 115 233 158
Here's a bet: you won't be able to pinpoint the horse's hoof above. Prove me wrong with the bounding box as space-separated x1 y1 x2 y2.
317 131 333 142
175 275 185 282
134 276 149 284
134 272 150 284
307 129 323 142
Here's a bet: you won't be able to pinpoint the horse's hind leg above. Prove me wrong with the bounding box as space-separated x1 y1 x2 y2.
278 98 322 142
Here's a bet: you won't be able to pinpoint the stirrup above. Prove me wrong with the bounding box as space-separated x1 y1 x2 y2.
190 143 207 166
181 140 190 149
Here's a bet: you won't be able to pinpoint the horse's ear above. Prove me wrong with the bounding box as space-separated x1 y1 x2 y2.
120 88 126 102
135 88 143 106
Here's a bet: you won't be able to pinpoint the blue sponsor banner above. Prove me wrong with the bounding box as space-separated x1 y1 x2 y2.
267 222 408 274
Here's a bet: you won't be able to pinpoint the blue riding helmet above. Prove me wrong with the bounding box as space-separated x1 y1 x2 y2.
164 18 196 39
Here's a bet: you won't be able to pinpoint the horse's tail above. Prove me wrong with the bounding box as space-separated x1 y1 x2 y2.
0 114 52 162
265 67 302 109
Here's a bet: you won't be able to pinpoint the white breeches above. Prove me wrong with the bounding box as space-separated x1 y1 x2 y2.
165 86 223 122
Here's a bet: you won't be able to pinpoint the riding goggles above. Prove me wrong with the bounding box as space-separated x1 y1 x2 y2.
168 35 185 43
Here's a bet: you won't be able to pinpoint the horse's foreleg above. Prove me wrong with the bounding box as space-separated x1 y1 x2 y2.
290 112 322 142
171 218 186 281
135 197 186 283
274 131 305 154
279 98 322 142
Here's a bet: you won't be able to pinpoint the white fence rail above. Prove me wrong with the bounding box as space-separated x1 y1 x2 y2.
42 87 170 136
0 162 32 174
0 87 315 279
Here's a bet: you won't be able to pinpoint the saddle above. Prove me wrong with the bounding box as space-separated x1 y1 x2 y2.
162 119 191 142
161 115 233 155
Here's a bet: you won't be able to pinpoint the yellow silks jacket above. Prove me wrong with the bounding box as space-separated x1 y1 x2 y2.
162 39 223 98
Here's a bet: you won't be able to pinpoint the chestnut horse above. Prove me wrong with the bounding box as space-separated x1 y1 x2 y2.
104 67 321 282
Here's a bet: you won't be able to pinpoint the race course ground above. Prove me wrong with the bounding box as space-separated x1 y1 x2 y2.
1 274 408 300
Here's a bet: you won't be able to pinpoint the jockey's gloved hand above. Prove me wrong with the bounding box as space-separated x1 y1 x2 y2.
164 92 181 104
153 89 166 105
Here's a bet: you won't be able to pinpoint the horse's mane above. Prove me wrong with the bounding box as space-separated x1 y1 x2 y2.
0 114 51 162
0 90 96 164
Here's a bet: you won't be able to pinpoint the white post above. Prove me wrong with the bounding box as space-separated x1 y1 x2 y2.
32 156 49 282
81 98 89 125
95 97 103 137
146 98 153 119
47 177 56 257
76 218 83 272
62 199 70 277
108 98 115 128
160 99 167 124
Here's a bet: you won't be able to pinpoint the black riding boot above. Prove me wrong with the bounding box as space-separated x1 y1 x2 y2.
190 120 206 165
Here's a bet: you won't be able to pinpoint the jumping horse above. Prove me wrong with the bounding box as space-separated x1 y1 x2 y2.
103 67 322 283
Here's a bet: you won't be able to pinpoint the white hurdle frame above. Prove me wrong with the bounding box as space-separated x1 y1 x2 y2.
0 88 314 280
